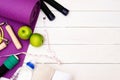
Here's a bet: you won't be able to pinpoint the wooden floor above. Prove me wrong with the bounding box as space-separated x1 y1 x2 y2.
26 0 120 80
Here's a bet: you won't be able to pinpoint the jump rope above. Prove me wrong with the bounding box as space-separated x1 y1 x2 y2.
0 22 61 79
0 0 68 67
41 0 69 21
0 22 4 43
0 52 61 64
0 22 61 64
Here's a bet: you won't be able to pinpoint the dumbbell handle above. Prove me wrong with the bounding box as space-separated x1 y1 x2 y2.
41 0 55 21
44 0 69 16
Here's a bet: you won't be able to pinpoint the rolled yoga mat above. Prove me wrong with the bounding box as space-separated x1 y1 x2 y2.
0 0 40 78
0 0 40 25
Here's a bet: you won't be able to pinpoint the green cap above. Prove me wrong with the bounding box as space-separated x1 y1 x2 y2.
4 55 19 70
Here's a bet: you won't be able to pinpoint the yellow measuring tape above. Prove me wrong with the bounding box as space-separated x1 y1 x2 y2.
0 26 4 43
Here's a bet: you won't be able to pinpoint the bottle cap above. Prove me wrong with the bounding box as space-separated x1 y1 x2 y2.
4 55 19 70
26 62 35 69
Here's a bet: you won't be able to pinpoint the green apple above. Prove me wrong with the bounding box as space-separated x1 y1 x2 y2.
18 26 32 40
30 33 44 47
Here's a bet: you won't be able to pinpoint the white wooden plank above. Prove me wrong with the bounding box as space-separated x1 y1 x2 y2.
34 28 120 45
27 45 120 63
36 12 120 27
50 64 120 80
47 0 120 11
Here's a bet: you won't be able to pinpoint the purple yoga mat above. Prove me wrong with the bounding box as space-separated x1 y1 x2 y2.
0 0 40 78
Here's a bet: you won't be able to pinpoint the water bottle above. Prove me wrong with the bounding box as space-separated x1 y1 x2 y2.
16 61 35 80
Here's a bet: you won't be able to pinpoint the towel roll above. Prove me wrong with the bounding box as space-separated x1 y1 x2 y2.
0 0 40 25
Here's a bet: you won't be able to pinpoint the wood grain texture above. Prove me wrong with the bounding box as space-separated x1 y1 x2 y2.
36 12 120 27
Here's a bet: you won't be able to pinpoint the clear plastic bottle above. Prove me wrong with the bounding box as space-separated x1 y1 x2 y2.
16 61 35 80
